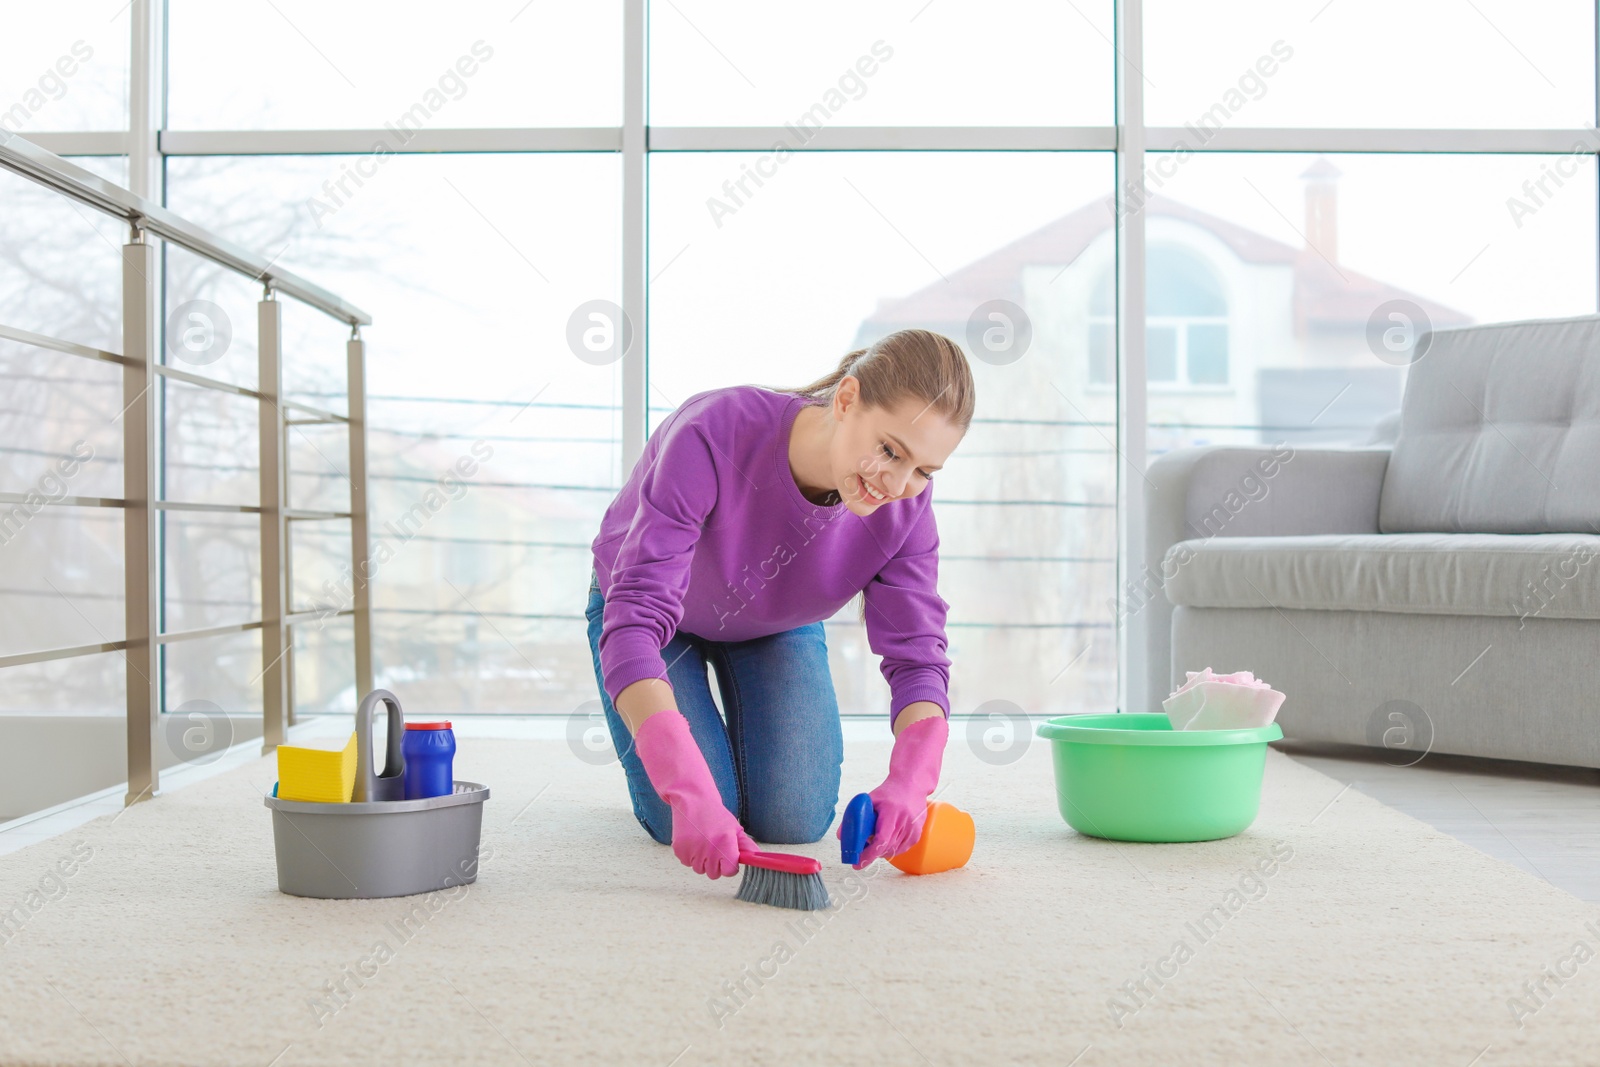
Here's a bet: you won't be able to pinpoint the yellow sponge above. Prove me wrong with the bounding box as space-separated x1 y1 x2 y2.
276 731 359 803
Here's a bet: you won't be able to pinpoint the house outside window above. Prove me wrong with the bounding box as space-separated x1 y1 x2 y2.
1089 243 1230 387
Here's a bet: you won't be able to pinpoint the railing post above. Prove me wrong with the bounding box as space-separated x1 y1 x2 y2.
347 329 373 697
259 292 290 751
123 227 160 806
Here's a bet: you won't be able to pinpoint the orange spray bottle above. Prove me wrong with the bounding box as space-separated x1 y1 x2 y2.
839 792 975 875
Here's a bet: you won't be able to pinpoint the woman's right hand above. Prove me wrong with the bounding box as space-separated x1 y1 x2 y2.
631 709 754 879
670 798 758 878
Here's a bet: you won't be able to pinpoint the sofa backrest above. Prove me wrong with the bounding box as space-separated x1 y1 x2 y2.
1379 314 1600 534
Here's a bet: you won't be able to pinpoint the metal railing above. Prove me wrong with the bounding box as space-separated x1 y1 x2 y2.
0 132 373 808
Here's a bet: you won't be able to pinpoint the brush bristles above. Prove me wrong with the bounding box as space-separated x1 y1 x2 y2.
735 865 831 911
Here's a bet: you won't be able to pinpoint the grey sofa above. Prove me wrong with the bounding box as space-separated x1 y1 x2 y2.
1135 314 1600 769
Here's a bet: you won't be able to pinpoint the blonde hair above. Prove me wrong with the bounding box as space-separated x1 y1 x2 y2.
767 328 976 433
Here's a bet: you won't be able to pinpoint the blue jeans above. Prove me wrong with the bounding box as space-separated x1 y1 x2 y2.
585 568 844 845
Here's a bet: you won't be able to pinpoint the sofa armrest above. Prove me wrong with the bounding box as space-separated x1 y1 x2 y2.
1127 444 1391 715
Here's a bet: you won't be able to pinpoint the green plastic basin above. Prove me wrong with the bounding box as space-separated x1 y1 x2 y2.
1035 713 1283 843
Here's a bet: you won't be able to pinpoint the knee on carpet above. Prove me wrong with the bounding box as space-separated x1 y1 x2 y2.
635 810 673 847
746 805 836 846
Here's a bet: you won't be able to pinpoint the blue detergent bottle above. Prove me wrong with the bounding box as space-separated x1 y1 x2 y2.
401 720 456 800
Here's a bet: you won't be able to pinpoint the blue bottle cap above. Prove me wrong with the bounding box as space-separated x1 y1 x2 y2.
839 792 877 866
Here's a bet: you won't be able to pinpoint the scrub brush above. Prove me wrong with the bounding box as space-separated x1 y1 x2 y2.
734 850 831 911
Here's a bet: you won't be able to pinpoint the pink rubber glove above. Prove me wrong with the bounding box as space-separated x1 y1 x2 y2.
841 714 949 869
632 710 756 879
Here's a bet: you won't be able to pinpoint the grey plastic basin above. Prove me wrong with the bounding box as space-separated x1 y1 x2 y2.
264 780 490 899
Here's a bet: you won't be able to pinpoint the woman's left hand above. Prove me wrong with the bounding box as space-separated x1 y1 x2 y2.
847 713 949 868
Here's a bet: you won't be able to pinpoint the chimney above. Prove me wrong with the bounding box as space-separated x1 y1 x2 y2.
1301 157 1341 263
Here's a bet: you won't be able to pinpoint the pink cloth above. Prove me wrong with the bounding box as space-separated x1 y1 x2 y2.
1173 668 1273 693
632 710 756 879
842 714 949 868
590 385 951 724
1162 668 1286 730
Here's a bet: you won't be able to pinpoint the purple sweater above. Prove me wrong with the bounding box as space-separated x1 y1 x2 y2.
590 385 951 721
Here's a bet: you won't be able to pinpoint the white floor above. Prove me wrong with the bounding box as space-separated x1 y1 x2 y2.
4 716 1599 906
14 725 1599 1064
1278 740 1600 904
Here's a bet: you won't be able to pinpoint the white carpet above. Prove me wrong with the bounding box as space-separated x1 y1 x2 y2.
1 729 1598 1066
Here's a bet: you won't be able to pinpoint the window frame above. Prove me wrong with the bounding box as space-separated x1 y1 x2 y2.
24 0 1591 719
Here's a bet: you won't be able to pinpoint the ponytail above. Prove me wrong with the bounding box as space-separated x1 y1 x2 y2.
774 347 869 402
761 329 975 434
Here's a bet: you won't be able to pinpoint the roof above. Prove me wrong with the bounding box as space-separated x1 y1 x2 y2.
853 194 1471 343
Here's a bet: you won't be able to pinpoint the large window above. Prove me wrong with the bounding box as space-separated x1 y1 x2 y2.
167 1 623 129
167 155 623 715
1138 152 1597 454
5 1 1599 728
649 1 1113 126
161 0 1124 720
0 2 128 135
0 156 129 721
1145 0 1594 129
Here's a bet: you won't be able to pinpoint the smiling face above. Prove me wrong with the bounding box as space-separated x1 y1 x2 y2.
828 375 964 515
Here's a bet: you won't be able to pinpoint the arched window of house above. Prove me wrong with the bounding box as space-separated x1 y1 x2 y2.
1087 243 1230 387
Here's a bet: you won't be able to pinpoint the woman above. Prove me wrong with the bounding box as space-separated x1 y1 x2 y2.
584 328 974 879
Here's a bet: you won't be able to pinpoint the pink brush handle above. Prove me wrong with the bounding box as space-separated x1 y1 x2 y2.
738 849 821 876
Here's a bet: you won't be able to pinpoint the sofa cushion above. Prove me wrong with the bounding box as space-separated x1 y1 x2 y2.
1162 533 1600 620
1379 314 1600 534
